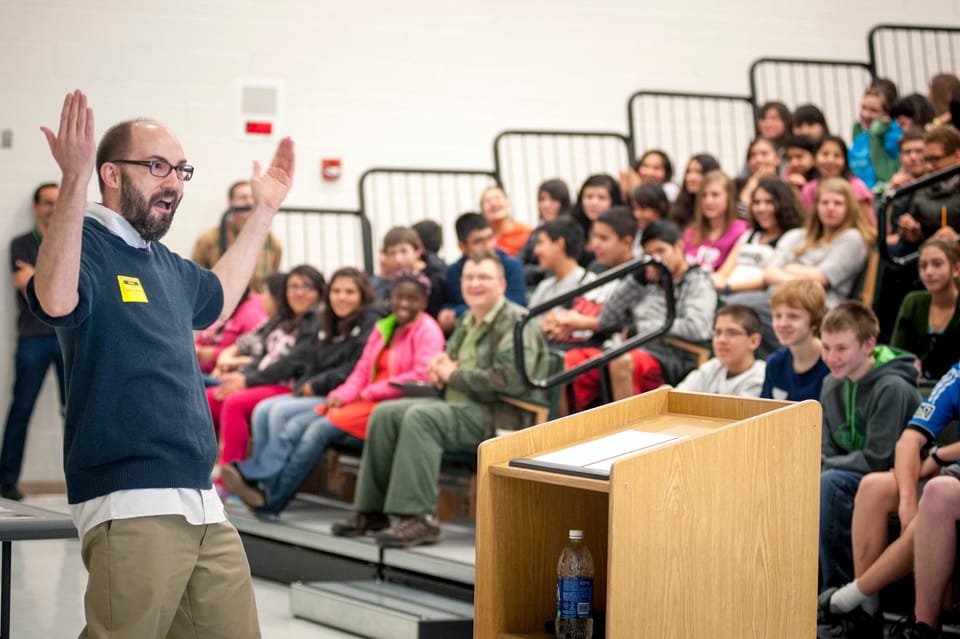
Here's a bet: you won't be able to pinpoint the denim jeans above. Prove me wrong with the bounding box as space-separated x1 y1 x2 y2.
820 468 864 590
243 393 326 477
0 335 64 485
258 414 359 515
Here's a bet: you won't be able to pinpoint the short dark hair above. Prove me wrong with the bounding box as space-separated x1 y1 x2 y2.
925 125 960 156
95 120 141 195
632 183 669 217
640 219 682 247
716 304 762 336
538 215 585 259
33 182 58 204
792 104 829 132
227 180 250 201
412 220 443 254
891 94 936 128
636 149 674 183
783 134 816 155
899 126 926 148
381 226 422 251
596 205 638 240
454 212 490 243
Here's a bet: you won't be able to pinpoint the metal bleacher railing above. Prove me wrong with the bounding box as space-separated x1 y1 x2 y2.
358 167 498 266
273 206 373 276
749 57 874 143
493 129 631 224
627 90 756 177
869 24 960 96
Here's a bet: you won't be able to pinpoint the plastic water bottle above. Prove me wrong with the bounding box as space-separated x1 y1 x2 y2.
556 529 594 639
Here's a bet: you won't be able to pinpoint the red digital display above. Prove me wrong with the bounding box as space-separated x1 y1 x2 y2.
245 121 273 135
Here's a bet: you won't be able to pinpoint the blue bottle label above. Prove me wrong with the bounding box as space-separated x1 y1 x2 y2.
557 576 593 619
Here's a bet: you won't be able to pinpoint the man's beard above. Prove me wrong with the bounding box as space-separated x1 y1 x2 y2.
119 176 180 242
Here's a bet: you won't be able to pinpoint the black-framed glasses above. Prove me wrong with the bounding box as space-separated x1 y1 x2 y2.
110 159 194 181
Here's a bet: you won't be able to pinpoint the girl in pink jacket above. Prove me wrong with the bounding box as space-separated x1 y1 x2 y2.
221 272 445 515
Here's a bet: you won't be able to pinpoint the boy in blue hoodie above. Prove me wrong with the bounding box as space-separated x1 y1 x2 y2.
818 301 921 592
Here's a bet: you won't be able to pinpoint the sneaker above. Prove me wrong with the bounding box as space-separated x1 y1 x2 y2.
220 463 265 509
331 511 391 537
0 484 23 501
374 515 442 548
815 589 883 639
888 617 943 639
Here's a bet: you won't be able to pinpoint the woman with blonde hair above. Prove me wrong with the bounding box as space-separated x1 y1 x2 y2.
764 177 876 308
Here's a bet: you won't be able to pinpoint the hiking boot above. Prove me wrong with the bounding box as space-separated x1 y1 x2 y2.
220 463 265 509
0 484 23 501
815 588 883 639
331 511 390 537
889 617 943 639
374 515 442 548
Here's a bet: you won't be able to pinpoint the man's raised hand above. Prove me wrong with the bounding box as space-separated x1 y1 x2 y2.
40 90 96 185
251 137 295 213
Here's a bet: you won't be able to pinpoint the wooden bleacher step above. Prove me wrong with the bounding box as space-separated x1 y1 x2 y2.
290 579 474 639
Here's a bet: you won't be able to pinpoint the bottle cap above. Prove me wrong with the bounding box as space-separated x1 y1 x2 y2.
569 529 583 540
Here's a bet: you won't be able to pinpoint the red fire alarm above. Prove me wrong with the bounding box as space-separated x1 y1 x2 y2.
321 158 342 181
245 121 273 135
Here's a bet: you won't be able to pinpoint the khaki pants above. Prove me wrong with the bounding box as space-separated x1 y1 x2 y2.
79 515 260 639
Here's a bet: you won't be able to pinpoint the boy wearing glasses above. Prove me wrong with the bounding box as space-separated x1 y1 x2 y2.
27 91 294 638
675 305 765 396
817 301 921 594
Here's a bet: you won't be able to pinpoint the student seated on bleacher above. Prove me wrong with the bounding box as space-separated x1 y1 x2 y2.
801 136 875 227
670 154 721 231
712 177 804 297
818 301 922 592
527 216 592 311
438 212 526 334
221 272 444 516
330 251 551 548
849 80 903 195
782 134 818 203
675 305 765 397
571 174 623 267
761 279 829 402
629 183 669 257
541 206 637 346
817 364 960 639
618 149 679 204
561 220 716 412
480 186 532 257
894 126 960 253
730 177 876 358
516 178 572 287
370 226 447 318
792 104 829 145
737 137 781 212
682 170 748 272
891 238 960 383
412 219 446 268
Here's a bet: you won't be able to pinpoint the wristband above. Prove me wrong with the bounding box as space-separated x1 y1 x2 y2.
723 283 731 295
931 446 950 467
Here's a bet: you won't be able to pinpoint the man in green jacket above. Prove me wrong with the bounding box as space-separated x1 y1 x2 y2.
332 250 551 547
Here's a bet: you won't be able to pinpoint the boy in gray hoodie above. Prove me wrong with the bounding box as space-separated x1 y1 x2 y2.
818 301 922 592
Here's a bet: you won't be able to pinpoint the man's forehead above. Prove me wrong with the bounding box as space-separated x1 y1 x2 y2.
127 121 185 161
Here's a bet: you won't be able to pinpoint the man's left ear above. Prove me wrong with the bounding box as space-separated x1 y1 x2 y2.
749 332 762 352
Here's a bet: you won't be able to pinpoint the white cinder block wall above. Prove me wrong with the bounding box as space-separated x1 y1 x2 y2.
1 0 958 484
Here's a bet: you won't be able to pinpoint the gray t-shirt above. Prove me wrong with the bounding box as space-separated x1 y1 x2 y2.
772 227 867 307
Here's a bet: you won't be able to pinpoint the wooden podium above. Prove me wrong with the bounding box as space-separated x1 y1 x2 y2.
474 387 821 638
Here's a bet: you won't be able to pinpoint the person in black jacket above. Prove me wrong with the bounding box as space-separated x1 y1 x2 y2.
220 267 383 511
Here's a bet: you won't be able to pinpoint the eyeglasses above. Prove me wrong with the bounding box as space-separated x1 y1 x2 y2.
286 283 317 293
111 159 194 181
462 274 497 283
924 154 946 165
713 328 749 339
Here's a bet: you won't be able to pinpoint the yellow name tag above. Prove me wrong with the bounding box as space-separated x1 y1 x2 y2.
117 275 149 303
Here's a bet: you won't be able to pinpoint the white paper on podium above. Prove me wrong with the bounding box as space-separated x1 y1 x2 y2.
531 429 682 470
